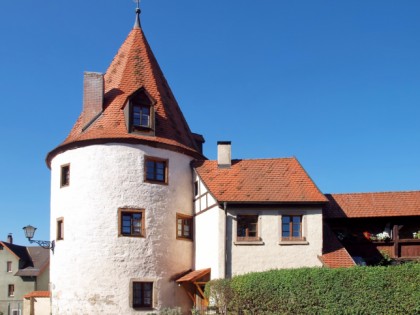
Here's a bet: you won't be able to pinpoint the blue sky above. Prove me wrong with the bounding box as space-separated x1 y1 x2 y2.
1 0 419 245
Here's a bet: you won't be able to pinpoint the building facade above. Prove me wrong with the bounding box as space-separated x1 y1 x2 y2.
0 236 49 315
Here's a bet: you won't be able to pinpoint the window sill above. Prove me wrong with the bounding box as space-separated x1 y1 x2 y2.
119 234 145 238
176 237 193 242
144 180 168 185
234 241 265 246
279 240 309 246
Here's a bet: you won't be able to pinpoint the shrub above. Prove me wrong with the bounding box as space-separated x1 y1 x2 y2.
204 278 233 314
205 263 420 314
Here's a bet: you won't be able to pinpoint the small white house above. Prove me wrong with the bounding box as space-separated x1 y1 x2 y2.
192 142 326 280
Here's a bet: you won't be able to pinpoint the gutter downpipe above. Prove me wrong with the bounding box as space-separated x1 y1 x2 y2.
223 201 228 278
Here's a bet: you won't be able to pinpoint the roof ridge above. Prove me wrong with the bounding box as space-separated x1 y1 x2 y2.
327 190 420 196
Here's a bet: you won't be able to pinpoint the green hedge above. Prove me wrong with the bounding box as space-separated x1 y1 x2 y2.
205 263 420 315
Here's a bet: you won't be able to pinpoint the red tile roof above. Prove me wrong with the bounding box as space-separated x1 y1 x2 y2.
324 191 420 218
321 223 355 268
24 291 51 299
47 21 202 165
193 158 327 203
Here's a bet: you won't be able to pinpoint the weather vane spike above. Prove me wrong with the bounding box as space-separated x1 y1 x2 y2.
133 0 141 29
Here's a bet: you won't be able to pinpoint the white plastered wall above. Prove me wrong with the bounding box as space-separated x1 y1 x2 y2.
50 143 194 315
193 173 224 279
226 207 323 277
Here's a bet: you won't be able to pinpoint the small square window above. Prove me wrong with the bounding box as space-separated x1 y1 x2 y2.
6 261 12 273
119 209 145 237
237 215 260 242
57 218 64 241
60 164 70 187
8 284 14 297
282 215 303 241
133 282 153 308
145 157 167 184
176 214 193 240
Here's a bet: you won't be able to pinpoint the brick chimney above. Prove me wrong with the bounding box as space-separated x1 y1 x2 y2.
217 141 231 168
82 72 104 129
7 233 13 244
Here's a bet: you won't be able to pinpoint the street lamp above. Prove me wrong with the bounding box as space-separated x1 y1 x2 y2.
23 225 55 253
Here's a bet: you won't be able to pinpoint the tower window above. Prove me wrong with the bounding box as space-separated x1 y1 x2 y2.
145 157 168 184
60 164 70 187
176 214 193 240
119 209 145 237
132 282 153 308
127 88 155 134
57 218 64 241
132 105 150 128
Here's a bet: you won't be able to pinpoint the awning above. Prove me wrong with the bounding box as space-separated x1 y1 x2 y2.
176 268 211 307
176 268 211 283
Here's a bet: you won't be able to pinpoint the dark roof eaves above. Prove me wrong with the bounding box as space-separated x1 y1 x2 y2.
46 137 205 168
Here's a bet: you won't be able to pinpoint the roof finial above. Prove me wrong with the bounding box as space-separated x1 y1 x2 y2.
133 0 141 29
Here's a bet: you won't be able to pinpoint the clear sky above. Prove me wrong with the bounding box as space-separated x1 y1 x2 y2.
1 0 419 245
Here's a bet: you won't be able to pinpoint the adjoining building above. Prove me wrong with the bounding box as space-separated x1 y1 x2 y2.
45 5 420 314
0 234 49 315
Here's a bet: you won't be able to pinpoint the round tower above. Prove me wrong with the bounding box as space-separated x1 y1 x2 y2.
47 7 204 314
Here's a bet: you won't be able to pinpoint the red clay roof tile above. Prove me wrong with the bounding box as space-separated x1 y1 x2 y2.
24 291 51 299
321 223 355 268
193 158 327 203
47 22 202 165
324 191 420 218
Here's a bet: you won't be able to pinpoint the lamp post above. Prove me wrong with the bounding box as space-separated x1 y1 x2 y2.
22 225 55 253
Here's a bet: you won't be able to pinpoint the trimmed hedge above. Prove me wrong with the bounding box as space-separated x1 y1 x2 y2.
205 263 420 315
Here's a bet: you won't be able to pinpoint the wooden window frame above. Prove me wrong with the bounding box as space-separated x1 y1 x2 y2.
118 208 145 238
8 284 14 297
144 157 168 184
176 213 193 241
281 215 305 241
6 261 12 273
56 217 64 241
132 281 153 309
131 104 151 130
237 215 261 242
60 164 70 187
127 89 155 134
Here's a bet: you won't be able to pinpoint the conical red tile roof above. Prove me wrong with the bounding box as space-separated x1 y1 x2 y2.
47 20 203 166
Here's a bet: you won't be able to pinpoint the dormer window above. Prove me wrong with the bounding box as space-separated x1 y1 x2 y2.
133 105 150 128
125 88 155 135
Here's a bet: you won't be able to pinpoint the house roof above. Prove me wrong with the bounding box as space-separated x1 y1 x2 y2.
193 158 327 203
0 242 32 263
0 242 49 277
47 11 203 166
24 291 51 299
320 223 355 268
15 247 50 277
324 191 420 219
